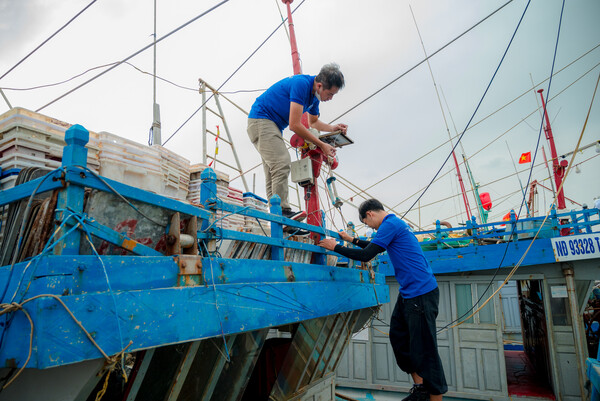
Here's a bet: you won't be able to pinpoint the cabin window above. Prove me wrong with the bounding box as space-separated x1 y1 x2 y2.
549 296 571 326
455 283 496 324
456 284 474 324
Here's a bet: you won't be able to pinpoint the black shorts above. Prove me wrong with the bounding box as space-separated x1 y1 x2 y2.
389 287 447 395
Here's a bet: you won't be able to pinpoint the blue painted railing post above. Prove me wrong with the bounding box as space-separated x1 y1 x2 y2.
54 124 89 255
435 220 442 250
311 210 327 265
200 168 217 254
470 215 479 244
583 209 593 234
270 195 284 261
347 221 357 269
509 210 518 242
569 210 579 234
550 205 560 237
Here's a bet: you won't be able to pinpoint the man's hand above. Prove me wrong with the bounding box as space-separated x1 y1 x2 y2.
319 142 336 157
333 123 348 134
338 230 353 242
318 238 338 251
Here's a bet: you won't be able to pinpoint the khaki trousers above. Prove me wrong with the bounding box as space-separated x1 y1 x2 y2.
247 118 291 210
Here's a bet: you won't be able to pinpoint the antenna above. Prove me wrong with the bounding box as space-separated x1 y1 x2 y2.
151 0 162 145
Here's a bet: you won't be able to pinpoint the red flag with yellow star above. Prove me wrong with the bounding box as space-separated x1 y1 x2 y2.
518 151 531 164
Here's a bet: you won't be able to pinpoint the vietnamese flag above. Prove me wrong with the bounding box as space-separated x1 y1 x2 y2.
518 151 531 164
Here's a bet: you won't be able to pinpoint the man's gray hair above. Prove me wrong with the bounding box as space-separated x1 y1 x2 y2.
315 63 345 90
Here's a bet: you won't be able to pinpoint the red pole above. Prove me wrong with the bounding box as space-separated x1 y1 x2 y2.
282 0 325 254
282 0 302 75
451 151 472 221
538 89 567 210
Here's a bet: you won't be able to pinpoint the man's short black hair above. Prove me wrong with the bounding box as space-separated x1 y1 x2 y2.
358 199 385 222
315 63 345 90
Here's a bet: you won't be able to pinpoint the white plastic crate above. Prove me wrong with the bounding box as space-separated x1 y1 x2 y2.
98 159 163 193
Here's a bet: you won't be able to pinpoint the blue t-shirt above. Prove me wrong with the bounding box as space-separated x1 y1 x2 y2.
371 214 438 299
249 74 320 132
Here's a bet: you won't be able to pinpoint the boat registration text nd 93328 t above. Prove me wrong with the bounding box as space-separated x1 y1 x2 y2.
551 233 600 262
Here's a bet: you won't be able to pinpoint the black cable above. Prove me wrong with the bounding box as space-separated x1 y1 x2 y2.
328 0 514 124
436 0 566 333
0 0 98 82
162 0 307 146
35 0 230 113
401 0 530 221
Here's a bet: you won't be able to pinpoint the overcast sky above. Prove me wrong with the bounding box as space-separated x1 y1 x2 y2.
1 0 599 233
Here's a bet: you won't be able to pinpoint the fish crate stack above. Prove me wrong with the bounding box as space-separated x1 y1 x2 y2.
0 107 101 191
187 163 230 205
242 192 269 231
97 132 164 194
225 187 245 230
152 145 191 200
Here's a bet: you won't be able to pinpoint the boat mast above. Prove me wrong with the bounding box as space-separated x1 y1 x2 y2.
462 154 487 223
151 0 161 145
282 0 327 254
283 0 302 75
537 89 567 210
450 143 472 221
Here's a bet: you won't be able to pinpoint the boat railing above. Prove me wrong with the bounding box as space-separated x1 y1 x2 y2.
414 207 600 251
0 124 343 265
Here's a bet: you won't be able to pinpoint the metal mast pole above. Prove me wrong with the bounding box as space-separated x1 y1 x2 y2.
282 0 325 254
151 0 162 145
538 89 567 210
283 0 302 75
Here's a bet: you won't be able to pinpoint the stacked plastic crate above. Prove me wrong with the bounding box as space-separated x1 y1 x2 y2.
0 107 100 191
242 192 269 231
97 132 163 194
153 145 191 200
226 186 245 230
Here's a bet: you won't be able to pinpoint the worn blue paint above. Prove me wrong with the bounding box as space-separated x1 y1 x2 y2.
55 125 89 255
0 256 382 300
0 256 179 299
371 209 600 277
427 237 556 274
0 279 389 369
588 357 600 401
270 195 284 261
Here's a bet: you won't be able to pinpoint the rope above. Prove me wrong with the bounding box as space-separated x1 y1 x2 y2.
401 0 533 220
0 167 63 304
201 242 231 362
0 294 133 390
440 63 599 334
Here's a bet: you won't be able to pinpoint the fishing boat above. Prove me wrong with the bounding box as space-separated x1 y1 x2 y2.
1 1 599 401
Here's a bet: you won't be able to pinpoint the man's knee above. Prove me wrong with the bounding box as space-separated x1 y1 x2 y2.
270 160 291 178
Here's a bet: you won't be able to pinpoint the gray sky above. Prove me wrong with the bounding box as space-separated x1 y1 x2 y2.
1 0 599 233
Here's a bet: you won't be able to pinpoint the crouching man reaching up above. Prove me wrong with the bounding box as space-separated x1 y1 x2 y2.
319 199 447 401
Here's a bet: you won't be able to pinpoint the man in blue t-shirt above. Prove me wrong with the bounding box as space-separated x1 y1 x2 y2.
319 199 447 401
247 63 348 218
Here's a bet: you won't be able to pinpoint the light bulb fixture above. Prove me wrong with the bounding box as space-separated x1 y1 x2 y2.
575 165 581 174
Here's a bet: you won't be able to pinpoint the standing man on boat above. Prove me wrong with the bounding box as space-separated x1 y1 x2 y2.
247 63 347 219
319 199 447 401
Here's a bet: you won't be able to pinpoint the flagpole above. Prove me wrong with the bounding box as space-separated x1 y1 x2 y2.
505 141 531 217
